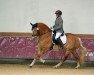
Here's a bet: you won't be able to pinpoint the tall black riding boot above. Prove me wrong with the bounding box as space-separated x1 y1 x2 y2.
49 43 54 50
57 37 64 48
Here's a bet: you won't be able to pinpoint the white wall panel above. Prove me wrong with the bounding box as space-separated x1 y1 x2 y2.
0 0 94 34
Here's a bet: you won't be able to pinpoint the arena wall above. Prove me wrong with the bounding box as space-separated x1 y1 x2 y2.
0 32 94 61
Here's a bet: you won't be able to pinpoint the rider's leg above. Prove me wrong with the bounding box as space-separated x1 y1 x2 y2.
55 32 62 40
55 32 62 44
55 32 64 48
50 32 62 50
60 34 67 44
52 33 58 44
49 34 56 50
50 32 60 50
57 37 64 48
59 34 67 48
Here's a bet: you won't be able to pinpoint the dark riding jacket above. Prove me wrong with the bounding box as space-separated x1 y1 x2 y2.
53 16 64 33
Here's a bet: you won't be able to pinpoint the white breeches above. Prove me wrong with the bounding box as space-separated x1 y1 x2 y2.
55 32 67 44
60 34 67 44
55 32 62 39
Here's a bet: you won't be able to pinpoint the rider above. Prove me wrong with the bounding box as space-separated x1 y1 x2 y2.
50 10 66 48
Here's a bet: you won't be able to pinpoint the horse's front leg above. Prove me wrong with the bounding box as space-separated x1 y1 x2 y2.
29 50 39 67
29 50 45 67
40 57 45 63
54 50 70 68
29 57 45 67
29 58 36 67
53 61 62 68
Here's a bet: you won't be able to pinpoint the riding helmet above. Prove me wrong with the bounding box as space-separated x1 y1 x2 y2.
55 10 62 15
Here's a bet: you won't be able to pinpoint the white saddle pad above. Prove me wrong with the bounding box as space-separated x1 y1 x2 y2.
60 34 67 44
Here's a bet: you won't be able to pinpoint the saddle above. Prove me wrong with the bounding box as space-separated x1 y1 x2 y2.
50 31 65 50
52 30 64 44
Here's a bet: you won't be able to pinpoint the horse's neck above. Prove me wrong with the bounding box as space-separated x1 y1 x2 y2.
38 23 51 32
39 31 52 39
38 28 51 36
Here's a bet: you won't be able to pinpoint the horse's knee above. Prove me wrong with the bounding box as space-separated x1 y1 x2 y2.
62 51 70 61
35 54 41 59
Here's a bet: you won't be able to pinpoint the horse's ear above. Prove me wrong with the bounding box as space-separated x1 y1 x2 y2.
30 23 33 26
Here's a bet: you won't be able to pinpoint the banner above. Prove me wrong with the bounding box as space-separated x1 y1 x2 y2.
0 36 94 61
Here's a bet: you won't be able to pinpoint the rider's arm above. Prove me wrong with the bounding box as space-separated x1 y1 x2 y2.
53 19 63 31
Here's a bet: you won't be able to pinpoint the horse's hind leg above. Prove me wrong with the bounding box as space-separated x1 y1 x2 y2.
72 50 80 69
40 57 45 63
54 50 70 68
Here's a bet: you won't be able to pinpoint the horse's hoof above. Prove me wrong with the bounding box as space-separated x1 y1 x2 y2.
75 66 80 69
53 66 57 69
53 66 58 69
29 65 32 68
42 60 45 63
75 67 78 69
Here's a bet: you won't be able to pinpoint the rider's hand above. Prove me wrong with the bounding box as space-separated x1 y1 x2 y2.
50 27 54 31
50 27 53 29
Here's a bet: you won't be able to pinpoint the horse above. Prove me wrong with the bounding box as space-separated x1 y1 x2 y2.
29 22 86 69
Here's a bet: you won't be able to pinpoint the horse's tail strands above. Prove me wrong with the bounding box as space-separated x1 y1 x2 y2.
78 38 86 63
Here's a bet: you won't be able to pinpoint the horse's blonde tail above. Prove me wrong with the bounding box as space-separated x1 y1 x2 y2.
78 38 86 63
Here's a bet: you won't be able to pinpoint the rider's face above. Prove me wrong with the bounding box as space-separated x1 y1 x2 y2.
56 14 60 18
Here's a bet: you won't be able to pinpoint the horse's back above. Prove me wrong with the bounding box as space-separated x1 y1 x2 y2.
65 33 80 49
66 33 75 36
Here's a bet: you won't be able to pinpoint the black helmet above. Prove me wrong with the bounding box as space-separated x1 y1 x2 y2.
55 10 62 15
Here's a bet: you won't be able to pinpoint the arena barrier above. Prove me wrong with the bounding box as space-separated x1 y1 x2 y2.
0 32 94 61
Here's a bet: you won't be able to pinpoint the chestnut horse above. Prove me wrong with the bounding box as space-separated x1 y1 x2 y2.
29 23 86 69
